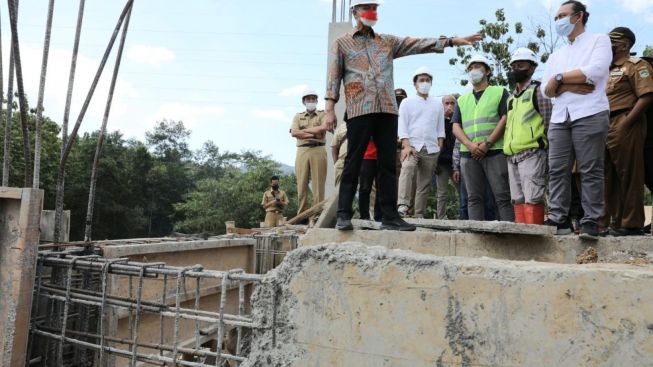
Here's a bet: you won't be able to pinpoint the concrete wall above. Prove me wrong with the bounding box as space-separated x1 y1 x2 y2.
40 209 70 242
300 228 653 264
245 244 653 367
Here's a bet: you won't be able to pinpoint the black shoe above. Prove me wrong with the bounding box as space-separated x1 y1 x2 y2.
544 218 572 235
335 217 353 231
380 218 416 231
579 222 599 240
609 227 645 237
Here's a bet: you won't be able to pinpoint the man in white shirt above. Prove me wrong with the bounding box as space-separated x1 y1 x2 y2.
397 67 446 217
542 0 611 239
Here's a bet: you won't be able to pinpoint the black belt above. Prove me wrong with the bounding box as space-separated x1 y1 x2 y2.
610 108 630 118
299 143 325 148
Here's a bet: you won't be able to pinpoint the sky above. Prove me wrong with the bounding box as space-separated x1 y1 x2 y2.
3 0 653 166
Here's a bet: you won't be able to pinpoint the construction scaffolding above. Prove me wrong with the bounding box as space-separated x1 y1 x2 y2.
28 247 262 367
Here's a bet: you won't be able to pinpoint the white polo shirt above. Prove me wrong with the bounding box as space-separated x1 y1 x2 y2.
541 31 612 123
398 95 446 154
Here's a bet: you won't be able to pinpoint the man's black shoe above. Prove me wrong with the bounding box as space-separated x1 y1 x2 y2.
380 218 416 231
609 227 645 237
335 217 353 231
544 218 572 235
579 222 599 241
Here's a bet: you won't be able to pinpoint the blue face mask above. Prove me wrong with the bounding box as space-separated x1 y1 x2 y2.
555 13 579 37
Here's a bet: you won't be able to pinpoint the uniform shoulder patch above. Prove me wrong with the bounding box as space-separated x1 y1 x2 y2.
629 56 642 64
639 68 651 78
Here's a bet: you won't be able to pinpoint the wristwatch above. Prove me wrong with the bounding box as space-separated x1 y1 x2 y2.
555 73 564 84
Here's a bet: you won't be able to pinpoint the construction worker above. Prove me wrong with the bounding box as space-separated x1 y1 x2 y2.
602 27 653 236
435 95 458 219
504 48 552 225
452 55 514 222
324 0 481 231
452 139 497 220
261 176 289 228
290 88 329 218
397 67 445 218
542 0 612 239
331 122 348 186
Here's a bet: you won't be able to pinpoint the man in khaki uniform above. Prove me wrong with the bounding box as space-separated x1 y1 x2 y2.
331 122 348 186
290 88 328 216
261 176 289 228
603 27 653 236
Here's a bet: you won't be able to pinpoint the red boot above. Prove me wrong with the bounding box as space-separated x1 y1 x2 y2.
524 203 545 225
514 203 525 224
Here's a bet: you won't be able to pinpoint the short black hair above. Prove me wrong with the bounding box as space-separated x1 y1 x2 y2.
562 1 590 25
270 175 280 181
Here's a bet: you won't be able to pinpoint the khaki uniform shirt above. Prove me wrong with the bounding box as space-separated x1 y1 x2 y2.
331 123 348 165
291 110 326 147
261 189 288 213
607 56 653 111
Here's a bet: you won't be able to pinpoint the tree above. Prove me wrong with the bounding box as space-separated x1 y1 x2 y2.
644 45 653 58
174 151 298 234
449 8 559 87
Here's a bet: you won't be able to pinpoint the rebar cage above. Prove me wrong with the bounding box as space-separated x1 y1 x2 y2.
28 246 262 367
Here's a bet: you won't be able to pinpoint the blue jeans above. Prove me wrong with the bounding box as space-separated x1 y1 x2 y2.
459 173 497 220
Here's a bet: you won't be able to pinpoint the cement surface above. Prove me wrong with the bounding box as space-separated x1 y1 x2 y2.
353 218 556 236
245 244 653 367
301 228 653 264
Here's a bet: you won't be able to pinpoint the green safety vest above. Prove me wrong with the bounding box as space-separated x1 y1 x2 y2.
458 86 505 153
503 84 548 156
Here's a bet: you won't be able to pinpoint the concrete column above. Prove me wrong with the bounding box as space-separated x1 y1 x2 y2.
0 187 44 367
324 21 352 199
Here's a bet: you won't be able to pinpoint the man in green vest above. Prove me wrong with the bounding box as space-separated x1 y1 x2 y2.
452 55 514 221
504 48 552 224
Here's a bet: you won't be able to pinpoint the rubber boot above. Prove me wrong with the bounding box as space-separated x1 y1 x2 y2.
514 203 525 224
524 203 545 225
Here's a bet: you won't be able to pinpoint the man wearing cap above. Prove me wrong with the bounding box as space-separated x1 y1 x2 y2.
602 27 653 236
451 55 514 222
290 88 329 217
397 67 445 218
261 176 289 228
325 0 481 230
503 48 552 225
541 0 612 239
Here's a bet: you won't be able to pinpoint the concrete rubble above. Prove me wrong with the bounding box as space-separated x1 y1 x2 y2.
244 243 653 367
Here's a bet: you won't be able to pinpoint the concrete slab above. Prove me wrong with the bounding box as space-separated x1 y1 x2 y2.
300 228 653 264
352 218 556 236
246 244 653 367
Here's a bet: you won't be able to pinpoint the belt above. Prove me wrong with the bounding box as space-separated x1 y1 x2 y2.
268 210 282 214
610 108 630 118
299 143 325 148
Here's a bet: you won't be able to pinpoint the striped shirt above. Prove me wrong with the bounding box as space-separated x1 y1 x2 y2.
326 27 448 120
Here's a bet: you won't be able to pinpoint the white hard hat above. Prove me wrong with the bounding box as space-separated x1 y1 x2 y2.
510 47 538 66
413 66 433 81
350 0 382 8
467 54 492 71
301 88 318 99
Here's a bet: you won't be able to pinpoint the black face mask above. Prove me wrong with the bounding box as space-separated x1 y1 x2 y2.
271 184 279 190
508 69 531 84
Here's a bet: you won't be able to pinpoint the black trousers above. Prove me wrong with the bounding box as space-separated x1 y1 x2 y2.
338 113 399 221
359 159 382 220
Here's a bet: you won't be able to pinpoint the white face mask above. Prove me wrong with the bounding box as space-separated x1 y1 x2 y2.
361 18 377 27
468 69 486 85
417 82 432 95
555 14 577 38
305 102 318 111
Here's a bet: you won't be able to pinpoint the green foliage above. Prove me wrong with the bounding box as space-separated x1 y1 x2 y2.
449 8 560 87
644 45 653 58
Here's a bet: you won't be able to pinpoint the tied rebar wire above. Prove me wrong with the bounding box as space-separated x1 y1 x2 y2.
32 0 55 189
54 0 85 244
7 0 34 187
54 0 131 244
84 3 133 242
29 249 261 366
2 0 16 187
